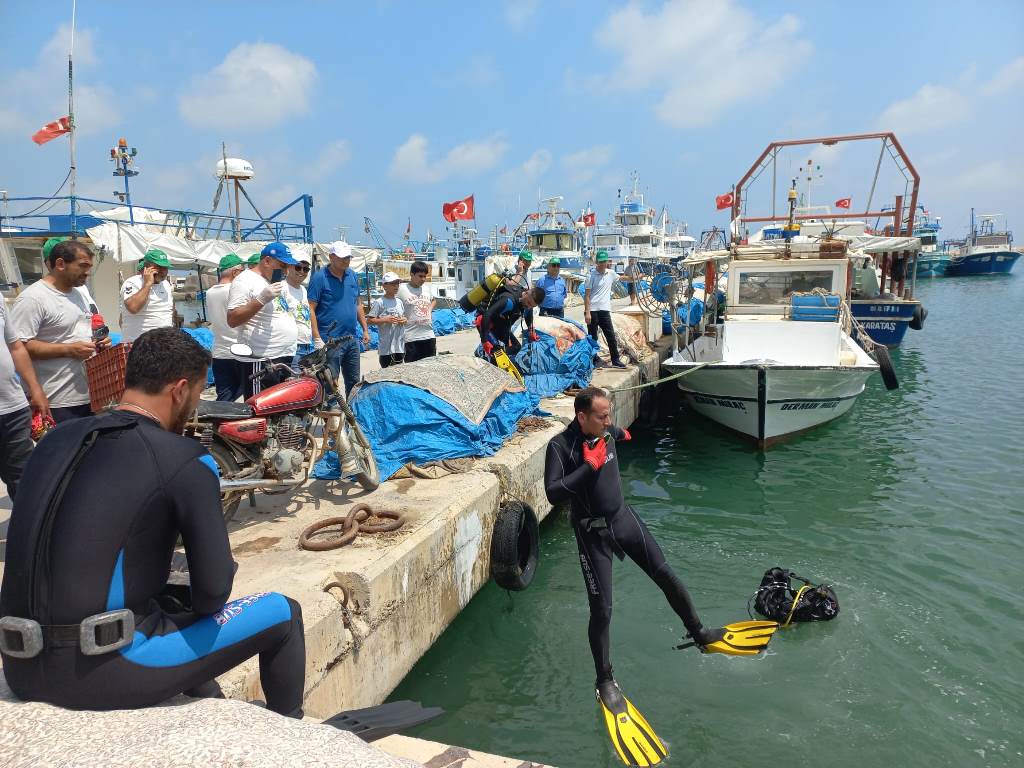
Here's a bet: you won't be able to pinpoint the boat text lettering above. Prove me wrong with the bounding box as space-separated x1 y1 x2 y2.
692 394 748 411
779 400 840 411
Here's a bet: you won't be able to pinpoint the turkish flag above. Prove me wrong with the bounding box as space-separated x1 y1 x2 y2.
32 116 71 145
527 213 540 221
499 225 507 235
442 194 475 223
581 212 596 227
715 192 734 210
835 197 852 209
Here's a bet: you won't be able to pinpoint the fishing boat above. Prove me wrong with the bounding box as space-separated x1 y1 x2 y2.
911 209 950 277
613 174 665 261
513 197 585 281
944 211 1019 276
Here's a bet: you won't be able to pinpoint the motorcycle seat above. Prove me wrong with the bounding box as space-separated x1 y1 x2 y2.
196 400 254 419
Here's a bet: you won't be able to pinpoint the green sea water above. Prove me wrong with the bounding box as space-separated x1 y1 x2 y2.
391 275 1024 767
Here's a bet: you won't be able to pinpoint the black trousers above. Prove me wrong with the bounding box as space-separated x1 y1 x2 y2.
379 353 405 368
50 404 93 424
0 406 33 499
573 506 703 685
242 356 294 399
587 310 620 362
539 307 564 318
404 338 436 363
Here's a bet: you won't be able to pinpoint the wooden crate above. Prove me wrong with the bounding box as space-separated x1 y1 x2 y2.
85 343 131 413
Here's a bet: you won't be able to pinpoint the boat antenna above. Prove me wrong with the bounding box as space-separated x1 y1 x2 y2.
68 0 77 237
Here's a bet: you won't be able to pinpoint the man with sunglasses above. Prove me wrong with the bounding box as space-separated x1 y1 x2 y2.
285 255 314 369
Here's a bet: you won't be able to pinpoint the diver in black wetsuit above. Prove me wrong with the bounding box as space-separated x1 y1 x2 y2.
543 387 723 694
0 328 305 714
477 285 544 358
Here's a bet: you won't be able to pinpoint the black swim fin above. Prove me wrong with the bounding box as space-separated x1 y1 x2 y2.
322 699 444 742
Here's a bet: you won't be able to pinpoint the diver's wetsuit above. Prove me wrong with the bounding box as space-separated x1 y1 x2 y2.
0 410 305 714
478 288 526 355
544 420 705 684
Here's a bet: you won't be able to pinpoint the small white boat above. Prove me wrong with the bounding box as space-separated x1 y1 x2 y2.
664 248 880 447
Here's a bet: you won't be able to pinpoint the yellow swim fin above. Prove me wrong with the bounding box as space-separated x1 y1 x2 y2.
597 681 667 766
676 620 780 656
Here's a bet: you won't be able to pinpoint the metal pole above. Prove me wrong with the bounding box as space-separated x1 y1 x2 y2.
864 137 886 221
68 0 77 237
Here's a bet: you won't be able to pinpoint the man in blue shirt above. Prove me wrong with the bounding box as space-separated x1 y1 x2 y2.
536 257 568 318
307 242 370 395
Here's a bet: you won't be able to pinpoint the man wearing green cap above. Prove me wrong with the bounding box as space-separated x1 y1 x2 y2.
206 253 246 400
584 250 626 368
536 257 567 318
120 249 174 343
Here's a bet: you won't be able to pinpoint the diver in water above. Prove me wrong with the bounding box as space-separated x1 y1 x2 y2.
0 328 306 715
544 386 777 765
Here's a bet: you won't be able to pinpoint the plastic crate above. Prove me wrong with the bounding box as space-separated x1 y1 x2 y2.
85 343 131 412
791 294 840 322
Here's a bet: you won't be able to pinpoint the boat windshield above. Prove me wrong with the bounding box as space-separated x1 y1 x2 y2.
594 234 622 247
619 214 648 226
529 232 576 251
736 269 835 305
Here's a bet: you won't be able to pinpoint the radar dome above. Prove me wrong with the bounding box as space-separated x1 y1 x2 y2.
215 158 254 180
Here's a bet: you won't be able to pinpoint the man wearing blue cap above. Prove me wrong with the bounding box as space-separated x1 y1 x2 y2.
227 241 300 398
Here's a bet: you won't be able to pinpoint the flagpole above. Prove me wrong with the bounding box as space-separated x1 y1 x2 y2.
68 0 77 237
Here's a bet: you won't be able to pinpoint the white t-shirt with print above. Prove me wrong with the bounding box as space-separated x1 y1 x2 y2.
369 296 406 355
285 283 312 346
119 274 174 343
227 268 297 359
397 283 434 342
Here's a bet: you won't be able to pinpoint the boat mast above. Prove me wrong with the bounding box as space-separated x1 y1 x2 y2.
68 0 77 237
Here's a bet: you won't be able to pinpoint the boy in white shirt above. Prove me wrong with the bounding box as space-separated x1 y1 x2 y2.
396 260 436 362
367 272 407 368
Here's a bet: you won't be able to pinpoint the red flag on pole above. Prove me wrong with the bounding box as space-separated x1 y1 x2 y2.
527 213 540 221
581 212 596 227
442 194 475 223
499 225 507 235
32 116 71 145
404 218 412 239
715 192 734 210
835 197 852 209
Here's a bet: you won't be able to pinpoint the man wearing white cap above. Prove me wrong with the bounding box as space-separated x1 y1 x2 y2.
367 271 407 368
308 241 370 394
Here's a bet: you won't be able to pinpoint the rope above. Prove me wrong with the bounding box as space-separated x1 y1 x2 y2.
299 502 404 551
606 361 711 393
782 585 811 627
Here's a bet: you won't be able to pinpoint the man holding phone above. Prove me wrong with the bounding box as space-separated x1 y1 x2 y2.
119 249 174 343
227 241 299 398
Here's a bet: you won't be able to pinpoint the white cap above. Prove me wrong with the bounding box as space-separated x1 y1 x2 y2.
296 253 311 265
330 241 352 258
381 271 401 283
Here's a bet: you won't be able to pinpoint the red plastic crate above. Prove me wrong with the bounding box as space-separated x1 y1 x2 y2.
85 343 131 413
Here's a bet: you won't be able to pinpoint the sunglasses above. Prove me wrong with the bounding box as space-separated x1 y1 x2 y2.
294 264 311 273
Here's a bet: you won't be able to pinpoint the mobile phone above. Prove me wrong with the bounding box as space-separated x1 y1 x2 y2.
271 268 284 283
586 433 610 449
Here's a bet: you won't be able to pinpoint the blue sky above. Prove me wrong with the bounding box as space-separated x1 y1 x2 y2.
2 1 1022 246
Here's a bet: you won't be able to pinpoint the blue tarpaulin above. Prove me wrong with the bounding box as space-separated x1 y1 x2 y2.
514 326 597 398
182 327 215 385
432 307 476 336
312 381 540 481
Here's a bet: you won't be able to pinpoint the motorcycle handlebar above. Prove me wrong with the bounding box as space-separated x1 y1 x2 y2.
248 335 355 381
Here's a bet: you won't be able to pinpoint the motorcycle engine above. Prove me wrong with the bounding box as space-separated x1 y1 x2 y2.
264 414 310 478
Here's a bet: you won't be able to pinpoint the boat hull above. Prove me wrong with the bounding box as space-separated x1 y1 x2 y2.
850 299 919 347
676 364 873 447
944 251 1019 276
915 253 950 277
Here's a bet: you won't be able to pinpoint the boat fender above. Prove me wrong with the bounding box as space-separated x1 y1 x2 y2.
909 304 927 331
873 345 899 390
750 567 839 625
490 500 539 592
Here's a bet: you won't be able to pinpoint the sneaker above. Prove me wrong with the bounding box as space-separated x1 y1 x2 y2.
611 359 627 369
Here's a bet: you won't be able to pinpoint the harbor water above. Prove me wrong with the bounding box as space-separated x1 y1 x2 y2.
391 275 1023 767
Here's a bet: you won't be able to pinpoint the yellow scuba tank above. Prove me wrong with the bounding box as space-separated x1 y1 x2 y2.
459 272 506 313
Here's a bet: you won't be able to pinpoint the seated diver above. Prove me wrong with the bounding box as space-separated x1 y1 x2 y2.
0 327 305 715
477 284 545 358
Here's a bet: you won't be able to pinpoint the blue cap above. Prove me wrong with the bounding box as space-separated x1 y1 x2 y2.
261 241 299 265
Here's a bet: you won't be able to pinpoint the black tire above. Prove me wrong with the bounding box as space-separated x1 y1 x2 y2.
909 304 927 331
874 345 899 391
208 440 242 523
490 501 539 591
349 420 380 491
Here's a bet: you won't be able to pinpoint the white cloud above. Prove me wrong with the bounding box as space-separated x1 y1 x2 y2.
562 145 613 187
505 0 540 30
983 56 1024 95
179 43 317 129
593 0 811 128
877 84 967 135
388 133 508 184
305 139 351 182
497 149 552 190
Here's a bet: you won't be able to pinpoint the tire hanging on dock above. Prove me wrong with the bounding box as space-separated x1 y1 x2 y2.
490 500 539 592
873 346 899 391
909 304 927 331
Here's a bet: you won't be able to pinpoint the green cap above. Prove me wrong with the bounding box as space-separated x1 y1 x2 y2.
547 257 561 266
518 249 533 263
595 250 610 262
139 249 171 269
42 237 69 261
248 253 261 265
218 253 243 270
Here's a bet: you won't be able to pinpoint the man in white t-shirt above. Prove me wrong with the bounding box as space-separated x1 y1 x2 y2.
119 249 174 343
397 260 436 362
584 250 625 368
11 239 112 423
227 241 299 397
285 254 314 368
205 253 245 401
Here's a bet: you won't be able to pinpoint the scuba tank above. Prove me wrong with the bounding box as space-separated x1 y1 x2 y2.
458 272 508 313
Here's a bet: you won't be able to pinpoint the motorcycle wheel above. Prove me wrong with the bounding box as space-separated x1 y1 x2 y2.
349 419 380 491
209 441 243 523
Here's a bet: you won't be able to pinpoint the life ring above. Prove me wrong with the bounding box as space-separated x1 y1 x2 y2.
490 500 539 591
873 345 899 391
909 304 927 331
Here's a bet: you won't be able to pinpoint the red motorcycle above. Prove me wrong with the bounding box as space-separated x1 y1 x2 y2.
188 335 379 521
